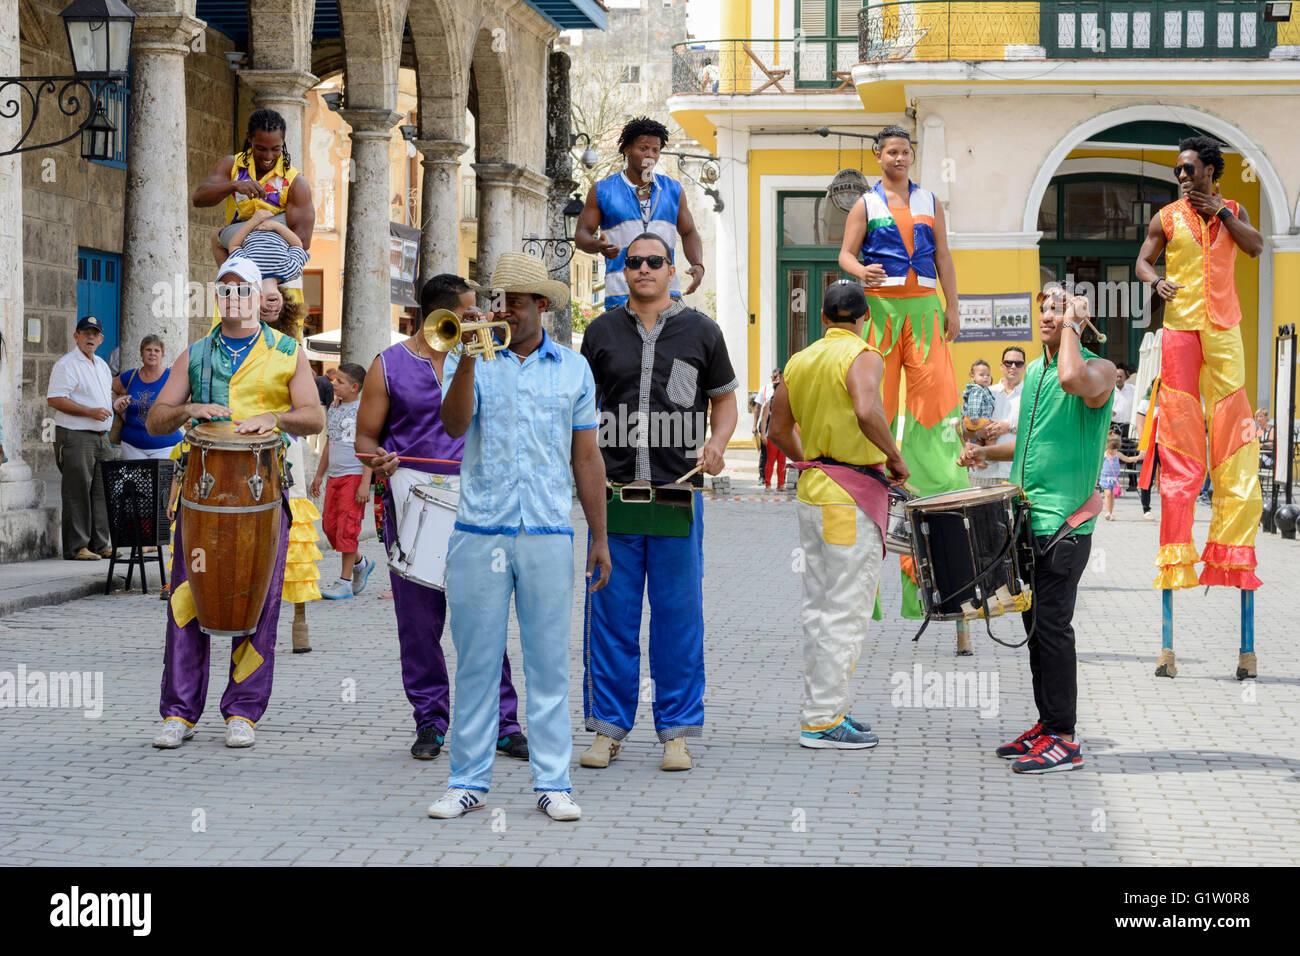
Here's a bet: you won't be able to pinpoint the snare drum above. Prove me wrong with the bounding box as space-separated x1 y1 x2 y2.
180 421 284 637
388 483 459 590
905 485 1034 623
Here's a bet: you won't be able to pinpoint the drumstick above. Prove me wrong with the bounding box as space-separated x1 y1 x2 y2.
673 463 705 484
356 453 462 466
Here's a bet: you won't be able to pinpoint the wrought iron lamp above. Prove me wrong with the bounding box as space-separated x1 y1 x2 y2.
1 0 137 159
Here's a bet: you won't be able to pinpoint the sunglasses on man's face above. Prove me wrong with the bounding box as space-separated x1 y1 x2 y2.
216 283 258 300
1003 359 1025 368
1174 163 1198 177
625 255 668 271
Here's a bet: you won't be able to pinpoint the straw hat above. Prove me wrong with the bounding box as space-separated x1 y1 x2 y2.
475 252 570 310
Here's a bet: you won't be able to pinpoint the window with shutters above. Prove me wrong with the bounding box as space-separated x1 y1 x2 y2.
795 0 863 87
1043 2 1276 59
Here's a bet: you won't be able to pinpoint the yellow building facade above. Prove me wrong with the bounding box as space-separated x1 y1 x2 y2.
670 1 1300 411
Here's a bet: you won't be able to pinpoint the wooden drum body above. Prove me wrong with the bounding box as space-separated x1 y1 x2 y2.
180 422 284 637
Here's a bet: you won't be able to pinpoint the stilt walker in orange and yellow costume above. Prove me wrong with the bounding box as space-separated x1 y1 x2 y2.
1135 136 1262 680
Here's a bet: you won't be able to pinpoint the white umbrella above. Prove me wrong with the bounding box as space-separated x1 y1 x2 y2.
304 327 407 363
1130 328 1163 431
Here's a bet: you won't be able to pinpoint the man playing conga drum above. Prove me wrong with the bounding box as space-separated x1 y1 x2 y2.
146 254 324 749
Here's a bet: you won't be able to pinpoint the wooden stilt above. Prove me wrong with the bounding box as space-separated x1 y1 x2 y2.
1155 589 1176 677
1237 589 1256 679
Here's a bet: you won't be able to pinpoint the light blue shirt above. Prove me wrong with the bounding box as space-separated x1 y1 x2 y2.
446 331 598 536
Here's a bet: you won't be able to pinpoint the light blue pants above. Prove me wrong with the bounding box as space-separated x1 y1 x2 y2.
446 529 575 793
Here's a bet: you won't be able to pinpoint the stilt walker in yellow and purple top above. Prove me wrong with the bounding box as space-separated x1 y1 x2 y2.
838 125 972 655
1135 136 1263 680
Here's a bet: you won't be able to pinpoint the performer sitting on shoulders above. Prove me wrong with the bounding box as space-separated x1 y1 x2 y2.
578 233 739 773
959 291 1113 774
767 282 909 751
355 274 528 762
426 254 610 822
145 253 324 750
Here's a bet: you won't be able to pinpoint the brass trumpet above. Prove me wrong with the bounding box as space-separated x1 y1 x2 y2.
422 308 512 360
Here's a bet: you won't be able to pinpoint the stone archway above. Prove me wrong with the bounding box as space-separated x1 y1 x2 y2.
1022 104 1290 235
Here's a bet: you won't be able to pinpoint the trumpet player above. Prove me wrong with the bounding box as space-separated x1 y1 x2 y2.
428 252 611 822
355 273 527 762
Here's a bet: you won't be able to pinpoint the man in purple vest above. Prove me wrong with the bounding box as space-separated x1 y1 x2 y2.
356 274 526 761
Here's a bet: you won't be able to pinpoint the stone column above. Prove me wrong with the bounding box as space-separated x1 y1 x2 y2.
339 108 399 368
415 139 468 286
238 69 319 182
472 162 521 290
0 0 56 559
545 50 575 348
120 12 204 363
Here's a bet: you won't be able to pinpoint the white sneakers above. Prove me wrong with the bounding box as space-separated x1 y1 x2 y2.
151 718 196 749
536 791 582 821
225 718 256 748
426 788 582 821
153 718 256 748
428 788 485 818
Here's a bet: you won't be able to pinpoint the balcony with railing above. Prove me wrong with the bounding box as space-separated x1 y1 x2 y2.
858 1 1300 65
670 2 1300 96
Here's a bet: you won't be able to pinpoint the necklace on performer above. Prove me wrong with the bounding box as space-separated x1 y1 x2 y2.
220 332 255 361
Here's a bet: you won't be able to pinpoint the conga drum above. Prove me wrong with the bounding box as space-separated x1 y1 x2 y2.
180 421 284 636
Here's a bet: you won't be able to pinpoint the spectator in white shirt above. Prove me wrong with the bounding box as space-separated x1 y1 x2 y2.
1111 365 1136 436
46 315 116 560
970 345 1025 487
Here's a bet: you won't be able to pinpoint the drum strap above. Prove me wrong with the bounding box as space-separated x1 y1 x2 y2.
199 333 216 406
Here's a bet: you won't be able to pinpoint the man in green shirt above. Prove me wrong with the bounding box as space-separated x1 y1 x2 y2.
959 291 1113 773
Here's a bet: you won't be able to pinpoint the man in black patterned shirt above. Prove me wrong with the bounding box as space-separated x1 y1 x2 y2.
578 233 738 773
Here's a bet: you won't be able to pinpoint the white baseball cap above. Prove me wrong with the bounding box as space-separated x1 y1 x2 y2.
217 253 263 287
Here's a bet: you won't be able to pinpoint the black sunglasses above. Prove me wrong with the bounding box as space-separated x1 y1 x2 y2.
1173 163 1198 177
1002 359 1025 368
625 255 668 271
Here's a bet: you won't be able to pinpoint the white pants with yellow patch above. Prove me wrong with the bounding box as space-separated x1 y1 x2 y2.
796 501 883 732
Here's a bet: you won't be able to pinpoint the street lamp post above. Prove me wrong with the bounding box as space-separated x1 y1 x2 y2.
0 0 136 160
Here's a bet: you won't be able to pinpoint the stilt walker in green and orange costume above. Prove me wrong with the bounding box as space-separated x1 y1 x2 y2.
839 125 972 653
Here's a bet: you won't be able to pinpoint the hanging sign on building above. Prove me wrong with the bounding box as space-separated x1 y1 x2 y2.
389 222 420 307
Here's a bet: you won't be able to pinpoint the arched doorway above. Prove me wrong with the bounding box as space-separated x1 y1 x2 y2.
1025 109 1289 390
1036 168 1178 369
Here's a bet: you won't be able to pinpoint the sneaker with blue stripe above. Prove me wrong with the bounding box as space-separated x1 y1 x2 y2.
352 555 375 595
427 788 485 818
800 718 879 750
536 790 582 821
1012 733 1083 774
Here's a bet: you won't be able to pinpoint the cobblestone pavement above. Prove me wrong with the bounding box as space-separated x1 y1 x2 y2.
1 461 1297 866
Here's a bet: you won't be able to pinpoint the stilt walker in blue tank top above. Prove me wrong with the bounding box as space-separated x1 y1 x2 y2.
576 117 708 311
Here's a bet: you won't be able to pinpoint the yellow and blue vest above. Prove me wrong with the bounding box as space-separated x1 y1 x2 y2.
860 180 937 289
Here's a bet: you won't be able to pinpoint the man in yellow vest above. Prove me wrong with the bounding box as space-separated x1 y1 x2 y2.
767 282 909 750
192 109 315 253
145 254 324 750
1135 136 1263 679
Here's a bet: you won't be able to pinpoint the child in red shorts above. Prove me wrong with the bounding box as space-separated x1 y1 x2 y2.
310 363 374 600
